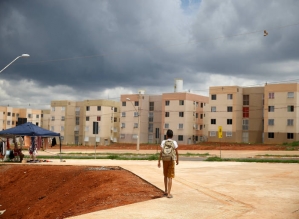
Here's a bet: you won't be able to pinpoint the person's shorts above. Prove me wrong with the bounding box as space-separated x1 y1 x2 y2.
163 160 175 178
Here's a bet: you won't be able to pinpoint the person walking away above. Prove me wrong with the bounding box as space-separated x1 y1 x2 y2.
158 129 179 198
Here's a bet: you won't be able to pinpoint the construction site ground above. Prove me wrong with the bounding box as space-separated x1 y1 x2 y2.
1 143 299 218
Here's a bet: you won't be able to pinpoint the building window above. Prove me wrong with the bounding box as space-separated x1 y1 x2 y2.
268 106 274 112
149 102 154 111
61 116 65 121
268 119 274 126
243 107 249 117
114 107 117 112
8 112 11 116
211 119 216 125
268 132 274 138
51 126 54 131
122 102 126 106
41 114 43 118
76 117 80 125
132 134 138 139
61 126 64 131
200 125 203 130
97 106 101 111
148 123 153 132
201 102 204 108
179 100 184 105
287 119 294 126
135 101 139 106
7 121 10 125
86 106 90 111
178 123 184 129
120 134 125 139
227 119 233 125
269 92 274 99
134 123 138 128
165 112 169 117
287 106 294 112
12 113 15 117
149 112 153 122
227 94 233 100
178 135 183 141
28 114 32 118
36 114 39 118
51 116 55 121
12 121 15 125
61 107 65 111
121 123 125 128
114 117 117 122
287 133 294 139
86 116 89 121
121 112 126 117
210 131 216 137
165 100 170 106
200 114 203 119
179 112 184 117
85 126 89 132
243 95 249 105
196 113 198 118
52 107 55 111
164 123 169 129
97 116 101 121
134 112 139 117
227 106 233 112
211 106 216 112
226 131 232 137
211 94 216 100
287 92 294 98
243 119 249 130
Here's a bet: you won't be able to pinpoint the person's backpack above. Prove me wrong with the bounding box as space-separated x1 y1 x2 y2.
162 140 176 161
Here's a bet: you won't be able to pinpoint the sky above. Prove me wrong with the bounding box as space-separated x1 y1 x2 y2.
0 0 298 109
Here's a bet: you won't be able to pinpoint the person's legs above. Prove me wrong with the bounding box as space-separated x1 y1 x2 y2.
167 177 172 197
164 176 168 194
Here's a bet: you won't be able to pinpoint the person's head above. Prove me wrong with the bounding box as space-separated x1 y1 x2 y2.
166 129 173 138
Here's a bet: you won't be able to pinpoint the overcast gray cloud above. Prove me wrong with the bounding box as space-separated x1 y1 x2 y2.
0 0 298 108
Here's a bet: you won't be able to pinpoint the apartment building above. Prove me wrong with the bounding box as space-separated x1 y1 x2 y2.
0 106 42 130
208 86 264 143
264 83 299 144
41 109 51 130
50 99 120 146
119 79 209 145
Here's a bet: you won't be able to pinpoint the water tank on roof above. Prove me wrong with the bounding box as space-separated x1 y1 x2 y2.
174 79 183 92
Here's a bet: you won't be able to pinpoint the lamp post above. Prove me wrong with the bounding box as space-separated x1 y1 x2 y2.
0 54 30 74
126 97 140 151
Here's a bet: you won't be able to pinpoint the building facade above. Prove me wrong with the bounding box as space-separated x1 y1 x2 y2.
50 99 120 146
0 106 42 130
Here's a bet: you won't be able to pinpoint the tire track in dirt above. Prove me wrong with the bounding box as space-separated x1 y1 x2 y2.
175 176 254 219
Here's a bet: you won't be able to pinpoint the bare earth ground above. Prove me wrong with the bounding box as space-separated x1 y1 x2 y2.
0 165 163 219
1 142 296 219
56 142 294 151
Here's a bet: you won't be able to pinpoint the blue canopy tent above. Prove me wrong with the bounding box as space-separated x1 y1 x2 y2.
0 122 61 154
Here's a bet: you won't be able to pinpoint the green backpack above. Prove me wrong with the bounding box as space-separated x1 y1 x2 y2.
162 140 176 161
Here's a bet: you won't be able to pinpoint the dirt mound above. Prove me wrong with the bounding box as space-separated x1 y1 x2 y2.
0 165 163 219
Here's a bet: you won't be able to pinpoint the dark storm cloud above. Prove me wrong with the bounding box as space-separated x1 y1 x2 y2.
0 0 299 102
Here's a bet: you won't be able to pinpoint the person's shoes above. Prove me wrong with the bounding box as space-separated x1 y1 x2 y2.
163 192 167 196
167 194 173 198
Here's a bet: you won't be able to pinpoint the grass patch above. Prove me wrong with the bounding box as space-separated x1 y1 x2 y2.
256 154 299 158
205 156 299 163
184 152 209 157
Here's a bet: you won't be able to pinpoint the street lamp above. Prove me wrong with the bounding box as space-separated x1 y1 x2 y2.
0 54 30 74
126 97 140 151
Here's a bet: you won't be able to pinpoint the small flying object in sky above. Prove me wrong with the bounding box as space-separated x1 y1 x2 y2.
264 30 268 36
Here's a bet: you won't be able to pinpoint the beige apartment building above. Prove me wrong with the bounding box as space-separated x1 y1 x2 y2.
208 83 299 144
208 86 264 143
119 80 209 145
0 106 42 130
50 99 120 146
264 83 299 144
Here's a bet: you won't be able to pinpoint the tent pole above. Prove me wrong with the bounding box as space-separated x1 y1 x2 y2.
59 136 62 162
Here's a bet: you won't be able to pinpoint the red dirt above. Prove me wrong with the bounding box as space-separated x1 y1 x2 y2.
0 165 163 219
52 142 291 151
